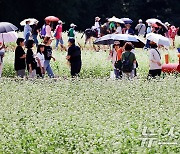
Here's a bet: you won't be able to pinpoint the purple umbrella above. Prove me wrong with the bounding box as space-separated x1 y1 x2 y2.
0 22 18 33
121 18 133 24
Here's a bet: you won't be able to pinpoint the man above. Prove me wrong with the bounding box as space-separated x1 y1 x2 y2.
135 19 146 36
55 20 66 51
66 38 82 77
148 41 162 78
68 23 77 39
24 21 32 45
14 38 26 78
32 21 40 47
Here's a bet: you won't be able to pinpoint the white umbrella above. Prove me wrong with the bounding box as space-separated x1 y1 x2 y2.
108 16 124 24
146 18 162 24
146 18 168 30
112 34 139 42
0 31 18 43
20 18 38 26
146 33 170 47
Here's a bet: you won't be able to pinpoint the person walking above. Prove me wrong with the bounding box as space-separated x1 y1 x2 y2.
0 42 5 78
14 38 26 78
26 40 37 78
94 17 101 37
36 44 45 78
66 38 82 77
32 21 40 47
135 19 146 36
68 23 77 39
148 41 162 78
24 20 32 45
45 21 52 37
55 20 66 51
121 42 136 79
43 37 55 78
110 41 124 79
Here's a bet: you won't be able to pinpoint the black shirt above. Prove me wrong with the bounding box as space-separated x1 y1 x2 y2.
14 46 26 71
26 49 37 71
44 46 52 60
67 45 81 63
32 25 39 35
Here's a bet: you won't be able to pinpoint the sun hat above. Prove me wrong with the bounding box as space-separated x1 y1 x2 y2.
58 20 63 24
95 16 101 21
165 22 170 27
70 23 77 27
139 19 143 23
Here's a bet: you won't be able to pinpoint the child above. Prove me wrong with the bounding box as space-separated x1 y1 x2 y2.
36 44 45 78
14 38 26 78
43 37 55 78
26 40 37 78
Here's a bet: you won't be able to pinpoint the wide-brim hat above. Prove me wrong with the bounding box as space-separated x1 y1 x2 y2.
95 16 101 21
70 23 77 27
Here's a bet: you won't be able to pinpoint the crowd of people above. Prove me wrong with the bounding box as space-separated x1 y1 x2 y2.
0 16 179 79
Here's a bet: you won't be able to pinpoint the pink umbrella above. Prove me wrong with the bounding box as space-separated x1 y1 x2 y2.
45 16 59 22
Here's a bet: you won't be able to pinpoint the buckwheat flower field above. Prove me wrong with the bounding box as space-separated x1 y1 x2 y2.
0 34 179 153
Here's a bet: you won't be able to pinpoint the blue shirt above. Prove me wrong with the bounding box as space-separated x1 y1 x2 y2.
24 24 32 37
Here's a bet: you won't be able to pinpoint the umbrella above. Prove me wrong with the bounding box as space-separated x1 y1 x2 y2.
20 18 38 26
146 18 162 24
108 16 124 24
0 31 18 43
146 18 168 30
0 22 18 33
94 34 145 48
146 33 170 47
121 18 133 24
45 16 60 22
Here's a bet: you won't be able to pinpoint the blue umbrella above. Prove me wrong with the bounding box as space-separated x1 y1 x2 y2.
0 22 18 33
121 18 133 24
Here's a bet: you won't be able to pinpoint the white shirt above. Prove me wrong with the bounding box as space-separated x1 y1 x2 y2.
112 49 117 69
116 26 122 34
94 22 100 29
149 48 162 70
36 53 45 67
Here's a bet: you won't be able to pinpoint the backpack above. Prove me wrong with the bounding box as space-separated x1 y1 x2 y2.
41 25 46 36
122 52 133 72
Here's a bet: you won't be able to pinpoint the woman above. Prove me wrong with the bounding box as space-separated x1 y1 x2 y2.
43 37 55 78
26 40 37 78
36 44 45 78
0 42 5 78
14 38 26 78
121 42 136 79
110 41 124 79
148 41 162 78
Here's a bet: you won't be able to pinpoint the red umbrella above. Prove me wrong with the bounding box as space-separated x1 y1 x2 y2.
45 16 59 22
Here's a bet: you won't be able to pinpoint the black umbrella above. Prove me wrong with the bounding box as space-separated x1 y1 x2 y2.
0 22 18 33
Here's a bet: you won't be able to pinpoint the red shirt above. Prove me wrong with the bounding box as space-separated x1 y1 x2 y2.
55 25 62 39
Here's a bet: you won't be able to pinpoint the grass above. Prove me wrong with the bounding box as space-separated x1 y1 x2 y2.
0 33 180 153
